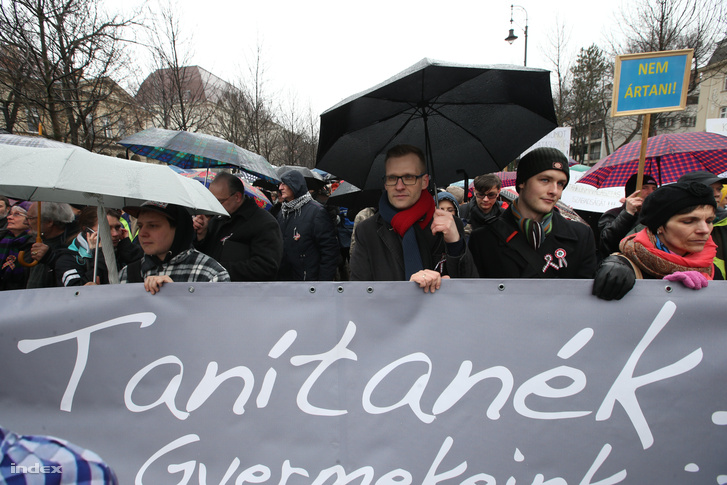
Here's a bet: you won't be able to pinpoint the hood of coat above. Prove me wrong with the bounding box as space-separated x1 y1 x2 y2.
281 170 309 199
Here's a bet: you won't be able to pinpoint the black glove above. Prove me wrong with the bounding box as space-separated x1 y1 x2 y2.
592 255 636 301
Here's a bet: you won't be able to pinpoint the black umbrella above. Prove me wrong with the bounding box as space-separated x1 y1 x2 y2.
316 58 558 190
328 181 382 218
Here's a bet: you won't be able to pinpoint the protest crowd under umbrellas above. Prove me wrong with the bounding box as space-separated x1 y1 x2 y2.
1 0 727 481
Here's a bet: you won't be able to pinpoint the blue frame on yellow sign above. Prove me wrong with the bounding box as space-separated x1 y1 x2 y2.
611 49 693 117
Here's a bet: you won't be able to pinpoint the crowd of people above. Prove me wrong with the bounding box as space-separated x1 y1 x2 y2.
1 144 725 297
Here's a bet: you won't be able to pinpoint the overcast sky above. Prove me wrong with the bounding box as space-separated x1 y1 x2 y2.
117 0 623 117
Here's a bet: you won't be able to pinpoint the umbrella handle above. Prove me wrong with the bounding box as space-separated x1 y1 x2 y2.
18 201 42 268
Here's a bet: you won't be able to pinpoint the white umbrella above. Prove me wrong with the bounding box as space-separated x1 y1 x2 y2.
0 133 78 148
0 145 228 283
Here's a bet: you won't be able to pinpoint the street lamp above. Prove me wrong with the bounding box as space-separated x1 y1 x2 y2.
505 4 528 67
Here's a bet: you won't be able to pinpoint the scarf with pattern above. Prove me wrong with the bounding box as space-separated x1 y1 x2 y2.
281 192 313 218
619 228 716 279
510 198 554 249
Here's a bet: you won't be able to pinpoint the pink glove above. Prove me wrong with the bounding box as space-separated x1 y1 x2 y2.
663 271 709 289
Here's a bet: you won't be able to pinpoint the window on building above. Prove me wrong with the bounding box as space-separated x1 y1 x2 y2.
720 107 727 118
26 108 40 133
657 117 676 128
723 76 727 91
101 116 113 138
680 116 696 127
589 143 601 161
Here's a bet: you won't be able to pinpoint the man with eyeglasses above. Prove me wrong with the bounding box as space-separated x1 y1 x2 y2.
194 172 283 281
349 144 477 292
468 147 597 279
459 174 505 235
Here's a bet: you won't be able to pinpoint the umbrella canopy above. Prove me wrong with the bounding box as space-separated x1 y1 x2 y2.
0 134 77 148
0 145 228 216
0 144 228 283
118 127 280 184
577 131 727 189
175 168 273 211
316 58 558 190
328 181 382 216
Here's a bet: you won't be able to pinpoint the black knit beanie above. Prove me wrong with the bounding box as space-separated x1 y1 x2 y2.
515 147 569 192
640 182 716 233
624 173 658 197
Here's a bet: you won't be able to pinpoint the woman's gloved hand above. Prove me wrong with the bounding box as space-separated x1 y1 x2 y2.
663 271 708 289
592 255 636 301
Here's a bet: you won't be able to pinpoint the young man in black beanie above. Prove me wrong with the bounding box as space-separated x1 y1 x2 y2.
597 172 658 257
468 147 597 278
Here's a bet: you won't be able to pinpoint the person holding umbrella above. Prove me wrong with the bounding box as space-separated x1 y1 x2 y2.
54 208 143 286
468 147 597 279
349 145 477 292
120 201 230 294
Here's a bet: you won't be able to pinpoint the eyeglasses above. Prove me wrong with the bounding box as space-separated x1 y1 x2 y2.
216 194 233 205
8 209 27 218
383 173 426 186
475 191 499 200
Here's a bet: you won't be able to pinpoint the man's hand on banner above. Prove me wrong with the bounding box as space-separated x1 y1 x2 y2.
410 269 449 293
592 255 636 301
144 275 173 295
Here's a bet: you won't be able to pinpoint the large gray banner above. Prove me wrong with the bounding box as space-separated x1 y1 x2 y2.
1 280 726 484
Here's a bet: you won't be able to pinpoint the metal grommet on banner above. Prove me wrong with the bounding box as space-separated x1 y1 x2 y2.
498 283 506 291
337 286 344 293
665 285 673 293
75 291 80 297
188 286 195 293
309 287 316 294
366 287 374 294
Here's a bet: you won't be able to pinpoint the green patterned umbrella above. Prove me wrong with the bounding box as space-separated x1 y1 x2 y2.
119 127 280 184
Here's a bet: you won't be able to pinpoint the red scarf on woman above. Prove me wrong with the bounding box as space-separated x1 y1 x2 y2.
620 228 717 279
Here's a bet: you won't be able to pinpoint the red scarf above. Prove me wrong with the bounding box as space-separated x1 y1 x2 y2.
620 229 717 279
389 190 435 237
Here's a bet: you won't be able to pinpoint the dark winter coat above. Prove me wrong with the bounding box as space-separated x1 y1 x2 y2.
277 171 339 281
597 204 640 257
469 207 597 279
349 212 479 281
195 196 283 281
55 236 143 286
459 198 504 230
